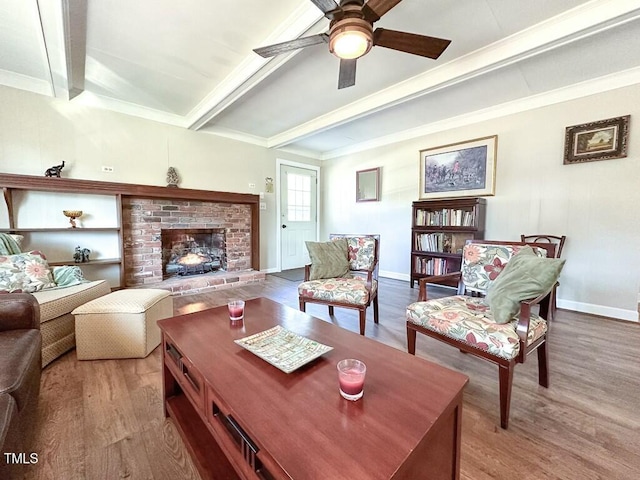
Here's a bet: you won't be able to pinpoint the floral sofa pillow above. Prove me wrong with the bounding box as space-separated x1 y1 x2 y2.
0 250 56 293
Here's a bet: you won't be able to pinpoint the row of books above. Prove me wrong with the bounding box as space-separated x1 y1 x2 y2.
415 233 457 253
414 257 456 276
415 208 475 227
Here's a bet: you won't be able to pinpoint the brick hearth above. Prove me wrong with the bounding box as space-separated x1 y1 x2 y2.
122 197 262 292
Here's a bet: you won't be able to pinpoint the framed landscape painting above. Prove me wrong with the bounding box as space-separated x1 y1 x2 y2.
563 115 629 164
419 135 497 200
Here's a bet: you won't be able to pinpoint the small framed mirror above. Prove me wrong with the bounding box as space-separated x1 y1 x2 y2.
356 167 380 202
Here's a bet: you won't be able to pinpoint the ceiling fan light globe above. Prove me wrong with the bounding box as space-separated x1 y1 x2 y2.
329 18 373 60
332 31 370 59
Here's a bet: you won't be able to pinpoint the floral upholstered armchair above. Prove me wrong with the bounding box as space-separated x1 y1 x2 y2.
406 240 565 429
298 234 379 336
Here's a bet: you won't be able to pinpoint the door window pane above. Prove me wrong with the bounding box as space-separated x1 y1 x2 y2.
287 173 311 221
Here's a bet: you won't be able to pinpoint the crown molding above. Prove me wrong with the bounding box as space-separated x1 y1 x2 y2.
200 127 268 147
71 91 188 127
321 66 640 160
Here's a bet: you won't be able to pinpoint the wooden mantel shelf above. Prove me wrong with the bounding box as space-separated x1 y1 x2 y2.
0 173 259 204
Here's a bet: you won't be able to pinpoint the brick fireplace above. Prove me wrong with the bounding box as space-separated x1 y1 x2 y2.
122 197 263 293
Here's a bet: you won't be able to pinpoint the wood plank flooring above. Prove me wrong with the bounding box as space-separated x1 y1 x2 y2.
24 275 640 480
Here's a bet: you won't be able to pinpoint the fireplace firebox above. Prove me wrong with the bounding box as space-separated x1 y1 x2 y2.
161 229 226 278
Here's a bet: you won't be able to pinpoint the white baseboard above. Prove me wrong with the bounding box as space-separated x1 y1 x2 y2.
557 299 638 322
379 270 410 282
378 270 638 323
261 267 279 274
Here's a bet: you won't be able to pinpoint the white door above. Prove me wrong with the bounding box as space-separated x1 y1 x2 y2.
280 165 318 270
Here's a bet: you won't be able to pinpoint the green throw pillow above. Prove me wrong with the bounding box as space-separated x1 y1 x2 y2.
486 246 565 324
53 265 89 287
305 238 349 280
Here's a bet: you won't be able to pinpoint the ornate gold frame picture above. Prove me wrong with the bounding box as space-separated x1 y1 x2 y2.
563 115 629 164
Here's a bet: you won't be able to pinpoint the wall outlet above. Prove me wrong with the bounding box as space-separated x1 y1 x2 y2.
249 183 256 189
102 166 114 173
260 202 267 210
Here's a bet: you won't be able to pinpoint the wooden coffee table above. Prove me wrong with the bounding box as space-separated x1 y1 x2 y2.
159 297 468 480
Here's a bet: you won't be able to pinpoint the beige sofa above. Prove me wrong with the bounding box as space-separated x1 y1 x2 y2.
31 280 111 367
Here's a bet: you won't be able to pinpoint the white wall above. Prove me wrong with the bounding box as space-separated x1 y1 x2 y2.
0 85 320 271
321 83 640 321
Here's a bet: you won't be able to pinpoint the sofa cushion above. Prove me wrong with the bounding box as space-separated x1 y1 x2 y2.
0 251 56 293
31 280 110 323
0 329 41 411
52 265 88 288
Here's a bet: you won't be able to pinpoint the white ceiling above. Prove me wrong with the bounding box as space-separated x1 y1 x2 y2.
2 0 640 159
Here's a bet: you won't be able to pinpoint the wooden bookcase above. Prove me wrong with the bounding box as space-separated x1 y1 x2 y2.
410 197 486 288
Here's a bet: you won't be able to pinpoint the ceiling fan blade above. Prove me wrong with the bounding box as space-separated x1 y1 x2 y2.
373 28 451 59
254 34 329 58
338 58 357 89
309 0 341 15
362 0 404 23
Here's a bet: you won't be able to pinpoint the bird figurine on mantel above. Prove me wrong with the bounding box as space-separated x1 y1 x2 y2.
166 167 180 188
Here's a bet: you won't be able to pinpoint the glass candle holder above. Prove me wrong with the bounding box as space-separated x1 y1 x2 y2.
337 359 367 401
228 300 245 322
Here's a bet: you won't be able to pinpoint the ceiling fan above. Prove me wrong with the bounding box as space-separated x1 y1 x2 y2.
253 0 451 89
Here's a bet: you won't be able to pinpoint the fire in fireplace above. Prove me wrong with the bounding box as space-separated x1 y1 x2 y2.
161 229 226 278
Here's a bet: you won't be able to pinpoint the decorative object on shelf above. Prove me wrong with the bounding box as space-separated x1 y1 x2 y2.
73 246 91 263
44 161 65 177
63 210 83 228
166 166 180 187
563 115 629 164
356 167 380 202
265 177 274 193
419 136 497 199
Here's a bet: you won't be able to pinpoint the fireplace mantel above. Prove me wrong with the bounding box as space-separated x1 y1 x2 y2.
0 173 260 287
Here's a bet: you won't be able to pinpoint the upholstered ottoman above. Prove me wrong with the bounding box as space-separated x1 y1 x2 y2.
72 289 173 360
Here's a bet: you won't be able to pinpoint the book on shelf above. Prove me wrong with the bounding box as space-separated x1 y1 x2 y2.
415 232 473 253
414 257 459 276
415 208 476 227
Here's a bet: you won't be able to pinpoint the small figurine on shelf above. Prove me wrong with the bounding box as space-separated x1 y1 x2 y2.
73 246 83 263
166 166 180 188
44 161 65 177
73 246 91 263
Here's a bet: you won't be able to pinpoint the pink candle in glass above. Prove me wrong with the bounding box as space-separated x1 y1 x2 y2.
339 370 365 395
228 300 245 321
337 359 366 401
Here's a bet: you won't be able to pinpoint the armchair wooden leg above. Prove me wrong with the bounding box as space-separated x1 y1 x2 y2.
358 309 366 336
498 363 515 429
407 325 417 355
299 299 306 312
328 305 334 316
537 341 549 388
373 296 379 324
